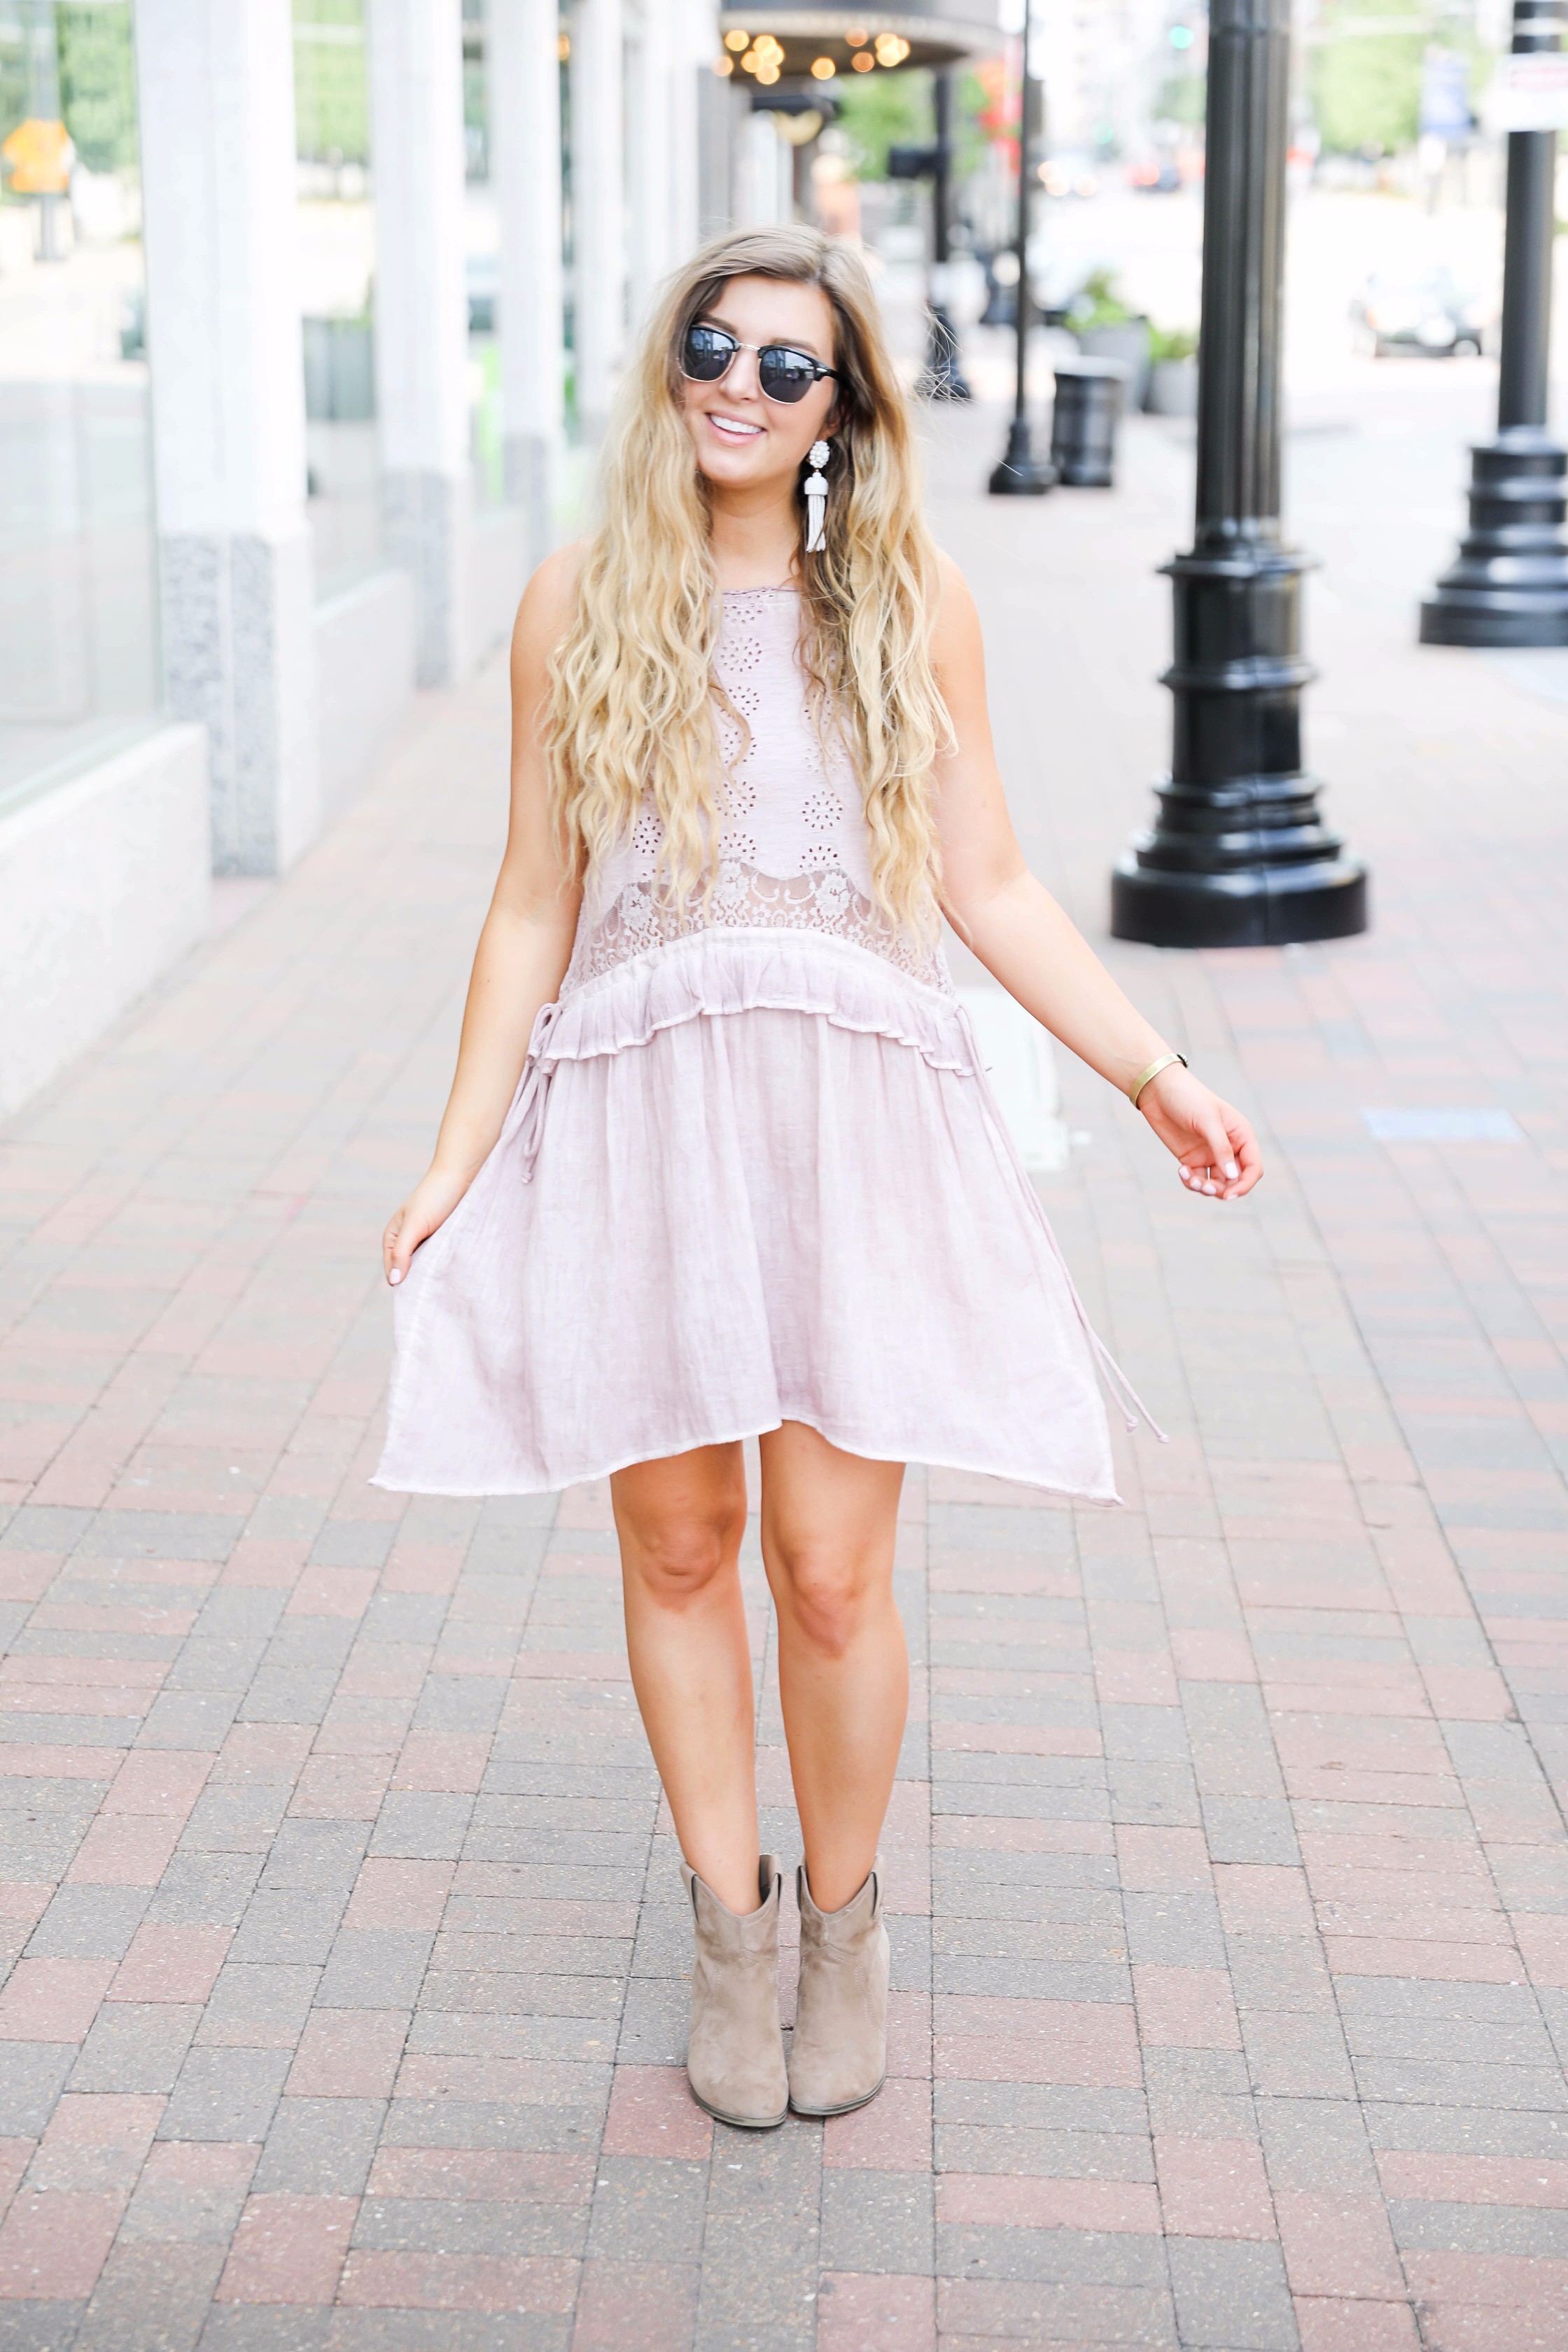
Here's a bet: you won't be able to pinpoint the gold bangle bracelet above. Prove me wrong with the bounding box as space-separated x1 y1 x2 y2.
1128 1051 1187 1110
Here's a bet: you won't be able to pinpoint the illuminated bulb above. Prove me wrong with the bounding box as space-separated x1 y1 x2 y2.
852 49 874 69
846 25 867 42
741 48 758 69
724 25 748 46
810 53 836 76
714 52 734 72
755 34 783 57
755 59 779 80
556 30 570 57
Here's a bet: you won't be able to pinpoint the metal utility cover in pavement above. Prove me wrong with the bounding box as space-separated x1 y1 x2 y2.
1362 1107 1526 1142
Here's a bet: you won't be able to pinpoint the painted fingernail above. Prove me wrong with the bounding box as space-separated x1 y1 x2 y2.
1224 1161 1239 1180
388 1268 403 1286
1203 1181 1218 1194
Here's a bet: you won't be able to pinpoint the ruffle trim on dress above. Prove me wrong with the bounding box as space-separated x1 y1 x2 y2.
504 927 982 1182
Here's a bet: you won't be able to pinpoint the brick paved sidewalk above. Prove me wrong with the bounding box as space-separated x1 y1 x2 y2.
2 396 1567 2352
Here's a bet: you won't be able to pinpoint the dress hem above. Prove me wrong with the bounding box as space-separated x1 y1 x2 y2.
370 1413 1123 1509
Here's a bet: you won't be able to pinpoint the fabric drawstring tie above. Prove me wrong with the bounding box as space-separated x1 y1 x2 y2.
512 999 562 1184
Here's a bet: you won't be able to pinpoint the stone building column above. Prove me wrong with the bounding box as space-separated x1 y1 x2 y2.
489 0 564 564
627 0 673 328
571 0 626 433
668 0 708 264
134 0 318 876
365 0 472 685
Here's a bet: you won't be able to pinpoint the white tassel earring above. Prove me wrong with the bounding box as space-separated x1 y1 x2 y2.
804 440 832 554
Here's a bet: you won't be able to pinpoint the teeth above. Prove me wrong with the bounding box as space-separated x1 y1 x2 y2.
711 414 761 434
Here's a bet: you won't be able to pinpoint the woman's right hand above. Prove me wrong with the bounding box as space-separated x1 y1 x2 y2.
383 1164 475 1287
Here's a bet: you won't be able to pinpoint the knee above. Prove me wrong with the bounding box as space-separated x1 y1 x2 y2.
625 1508 743 1609
774 1550 876 1659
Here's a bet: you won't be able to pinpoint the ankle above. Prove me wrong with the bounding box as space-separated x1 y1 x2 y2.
687 1851 765 1914
801 1857 875 1914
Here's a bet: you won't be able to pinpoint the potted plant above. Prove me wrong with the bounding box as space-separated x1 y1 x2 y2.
1146 325 1198 416
1069 270 1152 410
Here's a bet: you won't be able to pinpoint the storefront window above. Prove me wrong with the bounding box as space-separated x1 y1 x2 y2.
0 0 160 816
294 0 381 599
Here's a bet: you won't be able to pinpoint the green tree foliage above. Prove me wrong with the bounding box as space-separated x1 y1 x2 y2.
834 66 934 181
293 0 369 166
57 2 138 172
1311 0 1423 155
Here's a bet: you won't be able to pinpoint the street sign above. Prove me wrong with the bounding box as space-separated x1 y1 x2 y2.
1420 49 1472 140
1487 52 1568 132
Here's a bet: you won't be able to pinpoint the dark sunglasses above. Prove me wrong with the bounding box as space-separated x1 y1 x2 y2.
679 321 839 406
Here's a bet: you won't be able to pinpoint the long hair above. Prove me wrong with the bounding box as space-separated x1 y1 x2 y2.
542 225 950 931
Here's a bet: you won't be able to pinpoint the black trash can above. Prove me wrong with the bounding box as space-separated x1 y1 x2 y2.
1048 358 1128 489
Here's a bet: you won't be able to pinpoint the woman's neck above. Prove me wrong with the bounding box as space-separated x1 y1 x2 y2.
706 487 799 594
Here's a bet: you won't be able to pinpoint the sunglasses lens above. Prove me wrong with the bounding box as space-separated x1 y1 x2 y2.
682 326 733 382
758 347 817 403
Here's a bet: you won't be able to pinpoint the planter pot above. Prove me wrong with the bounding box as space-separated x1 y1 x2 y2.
1077 321 1152 413
1146 356 1198 416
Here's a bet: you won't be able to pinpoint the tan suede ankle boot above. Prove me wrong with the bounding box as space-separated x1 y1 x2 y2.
680 1854 788 2129
788 1863 889 2118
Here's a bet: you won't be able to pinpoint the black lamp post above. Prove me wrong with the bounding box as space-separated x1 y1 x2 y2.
989 6 1054 494
1420 0 1568 645
1110 0 1366 946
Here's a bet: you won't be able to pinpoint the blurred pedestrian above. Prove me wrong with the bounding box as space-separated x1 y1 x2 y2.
375 225 1261 2129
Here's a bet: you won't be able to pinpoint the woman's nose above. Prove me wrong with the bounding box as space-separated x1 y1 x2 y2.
724 346 763 399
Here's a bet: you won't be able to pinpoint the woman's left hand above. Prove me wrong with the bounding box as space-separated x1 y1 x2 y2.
1136 1064 1263 1201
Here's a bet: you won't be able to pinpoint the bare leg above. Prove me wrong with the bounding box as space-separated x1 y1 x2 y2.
611 1442 760 1914
758 1422 908 1914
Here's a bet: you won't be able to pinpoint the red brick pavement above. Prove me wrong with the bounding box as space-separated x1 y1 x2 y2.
1 398 1567 2349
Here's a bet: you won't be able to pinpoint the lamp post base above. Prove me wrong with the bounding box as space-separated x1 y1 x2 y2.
988 416 1055 495
918 307 973 400
1111 541 1368 949
1111 842 1368 948
1420 429 1568 648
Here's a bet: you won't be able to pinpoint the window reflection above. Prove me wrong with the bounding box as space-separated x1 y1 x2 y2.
0 0 160 815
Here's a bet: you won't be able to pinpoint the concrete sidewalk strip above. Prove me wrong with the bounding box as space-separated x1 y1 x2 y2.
3 402 1568 2348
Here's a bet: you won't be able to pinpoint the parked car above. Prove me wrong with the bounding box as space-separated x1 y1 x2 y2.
1350 268 1488 358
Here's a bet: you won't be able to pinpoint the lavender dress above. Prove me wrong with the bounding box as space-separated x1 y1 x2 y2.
373 587 1140 1502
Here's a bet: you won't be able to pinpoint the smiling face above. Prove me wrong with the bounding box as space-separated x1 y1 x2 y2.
677 273 839 500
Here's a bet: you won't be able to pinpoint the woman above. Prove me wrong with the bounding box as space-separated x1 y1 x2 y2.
375 227 1261 2133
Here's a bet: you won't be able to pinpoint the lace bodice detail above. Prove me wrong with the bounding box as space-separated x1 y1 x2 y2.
562 588 950 997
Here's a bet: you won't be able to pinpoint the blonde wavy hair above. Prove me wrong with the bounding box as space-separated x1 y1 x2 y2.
543 225 950 932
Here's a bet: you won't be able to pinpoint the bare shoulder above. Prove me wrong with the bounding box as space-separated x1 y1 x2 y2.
511 539 590 673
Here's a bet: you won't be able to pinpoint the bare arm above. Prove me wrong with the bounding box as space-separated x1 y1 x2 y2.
930 554 1261 1201
384 546 587 1281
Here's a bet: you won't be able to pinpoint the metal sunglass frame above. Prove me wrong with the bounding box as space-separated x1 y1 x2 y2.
678 321 840 405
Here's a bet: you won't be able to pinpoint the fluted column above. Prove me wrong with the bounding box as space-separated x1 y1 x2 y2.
134 0 318 876
365 0 472 686
572 0 626 433
490 0 565 564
